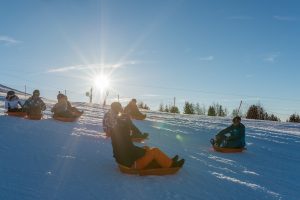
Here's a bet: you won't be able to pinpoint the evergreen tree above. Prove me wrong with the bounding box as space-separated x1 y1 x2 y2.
138 101 150 110
159 103 164 112
288 113 300 123
164 105 169 112
183 101 195 114
246 104 265 120
246 104 280 121
267 114 280 122
207 106 216 116
169 106 180 114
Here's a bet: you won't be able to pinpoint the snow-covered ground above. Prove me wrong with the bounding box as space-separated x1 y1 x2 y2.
0 91 299 200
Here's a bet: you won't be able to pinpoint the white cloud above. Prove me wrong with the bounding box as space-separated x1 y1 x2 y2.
273 16 297 21
199 56 214 61
0 35 21 46
47 61 138 73
264 52 280 63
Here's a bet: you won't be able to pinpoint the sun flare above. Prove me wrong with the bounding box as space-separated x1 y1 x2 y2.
93 75 110 90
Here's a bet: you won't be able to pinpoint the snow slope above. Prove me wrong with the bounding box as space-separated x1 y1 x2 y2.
0 93 299 200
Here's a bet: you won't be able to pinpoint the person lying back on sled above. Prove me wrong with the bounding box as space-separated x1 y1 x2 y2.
124 99 146 120
4 91 24 112
211 116 245 148
63 95 83 116
23 90 46 116
51 93 78 118
108 102 185 170
103 102 148 139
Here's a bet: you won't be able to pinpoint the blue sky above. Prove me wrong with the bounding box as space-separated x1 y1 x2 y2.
1 0 300 120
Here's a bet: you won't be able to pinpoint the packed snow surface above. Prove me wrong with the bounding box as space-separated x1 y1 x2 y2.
0 93 299 200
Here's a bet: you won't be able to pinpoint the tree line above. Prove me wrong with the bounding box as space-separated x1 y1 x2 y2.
157 101 300 123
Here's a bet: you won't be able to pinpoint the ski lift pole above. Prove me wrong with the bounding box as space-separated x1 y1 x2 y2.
237 100 243 115
103 90 109 107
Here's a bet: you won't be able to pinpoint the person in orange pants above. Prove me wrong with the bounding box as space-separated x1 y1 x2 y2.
134 147 173 169
109 102 185 169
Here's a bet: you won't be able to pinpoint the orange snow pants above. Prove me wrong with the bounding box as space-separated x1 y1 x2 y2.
134 148 172 170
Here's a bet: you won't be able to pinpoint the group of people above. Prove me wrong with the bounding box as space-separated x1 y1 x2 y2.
5 89 46 117
102 101 245 170
5 90 245 171
4 90 82 119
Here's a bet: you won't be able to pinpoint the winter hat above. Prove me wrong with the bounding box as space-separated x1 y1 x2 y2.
7 90 15 96
6 91 15 99
131 99 137 103
33 89 40 96
111 102 123 114
233 116 241 123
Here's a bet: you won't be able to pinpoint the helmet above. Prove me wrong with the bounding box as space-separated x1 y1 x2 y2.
7 90 15 96
111 102 123 114
33 89 40 96
131 98 137 103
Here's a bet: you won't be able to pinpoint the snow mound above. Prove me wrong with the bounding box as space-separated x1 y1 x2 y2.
0 94 299 200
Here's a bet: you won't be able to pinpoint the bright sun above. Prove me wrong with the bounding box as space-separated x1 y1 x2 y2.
94 75 110 90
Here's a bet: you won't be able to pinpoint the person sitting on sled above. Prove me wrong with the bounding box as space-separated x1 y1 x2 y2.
108 102 184 169
103 102 148 139
63 94 83 117
51 93 78 118
23 90 46 116
211 116 245 148
124 99 146 120
4 91 24 112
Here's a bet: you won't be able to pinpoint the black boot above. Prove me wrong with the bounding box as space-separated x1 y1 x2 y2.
171 159 185 168
172 155 179 162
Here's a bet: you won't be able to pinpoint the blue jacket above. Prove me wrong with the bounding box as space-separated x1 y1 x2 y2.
217 123 245 148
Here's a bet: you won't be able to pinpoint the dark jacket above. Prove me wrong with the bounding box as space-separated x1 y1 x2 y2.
23 96 46 115
110 115 146 167
103 110 143 137
124 103 146 120
217 123 246 148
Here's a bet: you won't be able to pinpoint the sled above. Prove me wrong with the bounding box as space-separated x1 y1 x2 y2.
118 164 180 176
213 145 246 153
131 114 147 120
6 111 27 117
26 115 43 120
53 116 79 122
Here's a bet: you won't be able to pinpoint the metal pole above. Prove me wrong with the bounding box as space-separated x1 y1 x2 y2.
90 87 93 103
237 100 243 115
174 97 176 107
